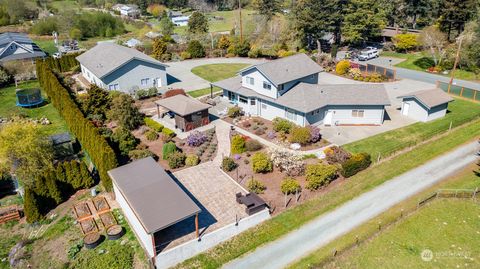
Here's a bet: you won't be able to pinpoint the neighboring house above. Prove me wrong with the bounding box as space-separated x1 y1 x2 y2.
124 38 143 48
213 54 391 126
171 15 190 26
398 88 453 122
145 31 162 39
0 32 46 63
76 43 168 93
168 10 183 18
112 4 140 18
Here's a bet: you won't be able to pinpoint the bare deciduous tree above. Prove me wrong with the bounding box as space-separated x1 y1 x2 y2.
418 25 448 66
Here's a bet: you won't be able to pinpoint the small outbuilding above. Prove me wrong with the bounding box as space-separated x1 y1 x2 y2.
398 88 454 122
109 157 201 262
155 95 211 132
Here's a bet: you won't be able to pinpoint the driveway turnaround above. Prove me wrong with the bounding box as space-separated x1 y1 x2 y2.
223 141 479 269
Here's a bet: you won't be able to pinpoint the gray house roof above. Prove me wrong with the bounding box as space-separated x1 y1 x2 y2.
76 43 168 79
0 32 46 62
155 94 211 116
398 88 453 109
109 157 201 234
213 77 390 113
239 54 323 86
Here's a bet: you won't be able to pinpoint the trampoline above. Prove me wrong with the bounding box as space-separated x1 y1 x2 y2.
15 88 44 107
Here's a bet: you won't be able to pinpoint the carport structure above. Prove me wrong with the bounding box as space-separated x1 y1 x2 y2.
109 157 201 263
155 95 211 132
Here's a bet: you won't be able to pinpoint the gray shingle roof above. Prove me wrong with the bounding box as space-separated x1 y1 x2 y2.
240 54 323 86
109 157 201 234
155 94 211 116
398 88 454 109
76 43 168 79
0 32 46 62
213 77 390 113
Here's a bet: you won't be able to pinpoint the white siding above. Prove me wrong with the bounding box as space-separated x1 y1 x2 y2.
241 69 278 99
401 98 429 122
329 105 385 125
113 183 154 258
279 73 319 96
80 64 106 88
258 99 306 126
426 103 448 121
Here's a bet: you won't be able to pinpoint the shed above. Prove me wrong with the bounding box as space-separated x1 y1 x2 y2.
398 88 454 122
155 95 211 131
109 157 201 260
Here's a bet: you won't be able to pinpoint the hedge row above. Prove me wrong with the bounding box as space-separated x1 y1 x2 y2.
43 52 82 73
36 59 117 190
341 152 372 178
144 117 164 132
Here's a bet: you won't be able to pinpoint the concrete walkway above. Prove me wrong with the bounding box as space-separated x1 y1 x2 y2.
223 141 479 269
212 120 232 166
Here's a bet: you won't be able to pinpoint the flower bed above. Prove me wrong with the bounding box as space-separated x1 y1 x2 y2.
335 60 389 82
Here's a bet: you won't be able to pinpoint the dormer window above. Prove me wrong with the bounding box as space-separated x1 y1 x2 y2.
263 81 272 90
246 76 254 85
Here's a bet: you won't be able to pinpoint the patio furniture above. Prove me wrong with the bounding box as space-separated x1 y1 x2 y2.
236 192 267 216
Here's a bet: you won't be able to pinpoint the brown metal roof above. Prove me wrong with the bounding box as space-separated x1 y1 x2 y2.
109 157 201 234
155 95 211 116
398 88 454 109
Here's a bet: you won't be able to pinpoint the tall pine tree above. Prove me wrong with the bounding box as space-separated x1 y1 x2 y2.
24 188 42 223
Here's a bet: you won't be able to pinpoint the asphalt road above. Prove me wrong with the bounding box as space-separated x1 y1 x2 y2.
223 141 479 269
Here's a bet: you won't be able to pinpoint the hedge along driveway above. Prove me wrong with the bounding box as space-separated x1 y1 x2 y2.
174 119 480 269
343 98 480 160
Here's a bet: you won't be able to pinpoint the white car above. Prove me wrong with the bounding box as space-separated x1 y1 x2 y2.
52 52 61 59
358 48 379 61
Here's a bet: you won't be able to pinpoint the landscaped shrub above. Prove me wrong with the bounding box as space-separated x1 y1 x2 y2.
348 67 362 79
222 157 237 172
254 128 265 135
289 127 311 145
245 139 263 152
413 57 435 69
162 141 177 160
144 117 164 132
308 126 321 143
281 177 301 195
231 135 246 154
228 106 242 118
247 178 266 194
335 60 351 75
128 149 155 160
112 127 139 155
145 130 159 141
180 51 192 60
185 154 200 166
168 152 186 169
266 131 276 139
187 131 207 147
269 149 305 176
341 152 372 177
162 127 176 139
305 163 338 190
324 146 352 164
251 152 273 173
272 117 294 133
24 188 42 223
392 33 419 52
187 40 206 58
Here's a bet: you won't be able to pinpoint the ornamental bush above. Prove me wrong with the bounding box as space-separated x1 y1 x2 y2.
245 139 263 152
144 117 164 132
305 163 338 190
162 141 177 160
187 40 206 58
187 131 207 147
289 127 311 145
112 127 139 155
168 152 186 169
231 135 246 154
269 149 305 176
222 157 237 172
247 178 266 194
413 57 435 69
145 130 159 141
392 33 419 52
162 127 176 139
128 149 155 160
308 125 321 143
272 117 294 133
251 152 273 173
228 106 242 118
341 152 372 177
185 154 200 166
324 146 352 164
335 60 351 75
281 177 301 195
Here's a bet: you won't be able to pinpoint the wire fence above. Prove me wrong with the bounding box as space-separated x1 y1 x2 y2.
350 62 397 80
437 81 480 102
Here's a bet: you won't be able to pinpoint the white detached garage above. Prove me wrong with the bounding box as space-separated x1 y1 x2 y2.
398 88 454 122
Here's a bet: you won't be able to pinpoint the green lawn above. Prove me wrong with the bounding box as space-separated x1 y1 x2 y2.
187 86 222 98
48 0 81 13
380 51 480 81
0 81 68 135
32 38 57 55
191 63 250 82
343 98 480 160
175 118 480 269
319 199 480 269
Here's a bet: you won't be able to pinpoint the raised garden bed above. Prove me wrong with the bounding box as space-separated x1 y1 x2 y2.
106 225 124 240
79 218 98 235
99 211 117 229
72 201 92 220
92 196 110 214
83 232 102 249
0 205 21 224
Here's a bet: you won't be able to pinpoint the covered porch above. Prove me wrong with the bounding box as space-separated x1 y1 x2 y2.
155 95 211 132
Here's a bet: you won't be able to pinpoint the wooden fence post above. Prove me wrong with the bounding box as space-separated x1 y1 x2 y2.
460 87 464 96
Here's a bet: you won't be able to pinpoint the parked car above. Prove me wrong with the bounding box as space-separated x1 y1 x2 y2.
358 48 379 61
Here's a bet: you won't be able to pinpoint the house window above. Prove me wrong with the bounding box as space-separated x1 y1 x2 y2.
109 83 119 90
141 78 150 86
285 108 297 121
263 81 272 90
246 76 254 85
250 99 256 105
352 109 365 117
239 96 248 104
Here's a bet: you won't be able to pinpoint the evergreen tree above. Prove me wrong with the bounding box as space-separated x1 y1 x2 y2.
82 85 111 120
107 94 143 130
79 162 94 188
253 0 282 21
45 170 62 204
188 12 208 35
159 14 174 36
55 164 66 182
438 0 478 40
69 160 82 189
24 188 42 223
63 161 74 186
152 37 168 60
342 0 387 45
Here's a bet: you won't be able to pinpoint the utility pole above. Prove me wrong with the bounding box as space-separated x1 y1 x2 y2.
239 0 243 42
447 35 463 93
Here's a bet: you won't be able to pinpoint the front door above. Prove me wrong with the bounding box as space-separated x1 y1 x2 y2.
324 110 333 126
402 102 410 116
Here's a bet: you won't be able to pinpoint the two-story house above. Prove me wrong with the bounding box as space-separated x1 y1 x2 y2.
0 32 46 63
76 43 168 94
213 54 391 126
